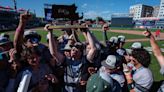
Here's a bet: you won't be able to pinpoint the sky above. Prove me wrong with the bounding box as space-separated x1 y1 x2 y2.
0 0 160 19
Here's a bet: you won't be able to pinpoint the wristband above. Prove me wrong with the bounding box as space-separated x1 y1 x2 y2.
128 82 135 90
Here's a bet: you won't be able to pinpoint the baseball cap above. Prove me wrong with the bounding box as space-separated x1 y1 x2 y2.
0 33 10 40
62 44 72 51
131 42 143 49
116 48 126 56
118 35 125 42
24 30 41 44
0 36 10 45
72 42 83 50
125 49 132 55
109 36 118 44
101 55 122 69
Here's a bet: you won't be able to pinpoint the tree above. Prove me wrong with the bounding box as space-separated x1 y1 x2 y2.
96 16 104 21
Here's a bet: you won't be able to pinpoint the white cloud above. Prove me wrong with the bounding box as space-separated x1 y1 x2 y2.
101 11 110 14
81 3 87 8
84 10 111 20
103 15 111 20
84 11 99 19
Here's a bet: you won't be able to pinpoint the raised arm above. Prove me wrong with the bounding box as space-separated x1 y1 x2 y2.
14 11 31 52
81 26 97 63
71 29 81 42
143 30 164 67
44 24 65 64
102 24 109 47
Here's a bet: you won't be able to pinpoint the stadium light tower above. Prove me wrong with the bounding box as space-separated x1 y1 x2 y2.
12 0 17 10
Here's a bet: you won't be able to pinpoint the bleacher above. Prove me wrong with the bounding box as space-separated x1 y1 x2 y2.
0 6 44 31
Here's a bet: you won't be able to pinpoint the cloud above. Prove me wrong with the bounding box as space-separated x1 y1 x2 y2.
84 10 111 20
100 11 112 19
103 15 111 20
81 3 87 8
84 11 99 19
101 11 111 14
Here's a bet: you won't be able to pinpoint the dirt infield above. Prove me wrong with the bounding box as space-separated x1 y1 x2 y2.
110 30 164 42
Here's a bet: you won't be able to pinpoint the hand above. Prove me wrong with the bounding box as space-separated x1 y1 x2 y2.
20 10 32 23
88 67 97 75
9 48 17 61
79 79 87 86
123 64 132 80
80 23 88 32
143 28 152 38
102 24 109 31
45 74 59 83
123 64 131 75
44 24 53 32
9 61 21 78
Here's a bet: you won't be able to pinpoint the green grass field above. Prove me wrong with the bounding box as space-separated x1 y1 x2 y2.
2 29 164 81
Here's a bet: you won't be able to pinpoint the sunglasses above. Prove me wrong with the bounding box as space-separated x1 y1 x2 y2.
29 38 39 44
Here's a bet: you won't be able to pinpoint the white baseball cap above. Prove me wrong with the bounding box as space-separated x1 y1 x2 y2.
118 35 125 42
131 42 143 49
101 55 122 69
109 36 118 44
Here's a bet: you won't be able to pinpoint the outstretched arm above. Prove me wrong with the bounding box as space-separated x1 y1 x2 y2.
72 29 81 42
14 11 31 53
81 26 97 63
44 24 65 64
143 30 164 67
102 24 109 47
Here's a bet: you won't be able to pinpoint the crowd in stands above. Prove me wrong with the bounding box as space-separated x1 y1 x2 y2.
0 10 44 31
0 11 164 92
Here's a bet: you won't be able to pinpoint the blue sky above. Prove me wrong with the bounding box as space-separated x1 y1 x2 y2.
0 0 160 19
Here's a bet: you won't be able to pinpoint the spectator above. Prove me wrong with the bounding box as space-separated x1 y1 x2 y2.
123 48 153 92
107 36 119 54
117 35 126 56
143 29 164 74
14 11 51 64
14 47 56 92
10 11 57 92
62 43 72 59
57 29 73 50
155 29 161 38
131 42 143 49
45 24 97 92
123 49 136 72
86 55 122 92
118 35 125 49
143 30 164 92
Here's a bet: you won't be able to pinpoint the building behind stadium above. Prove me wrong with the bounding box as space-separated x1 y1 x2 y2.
111 0 164 29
